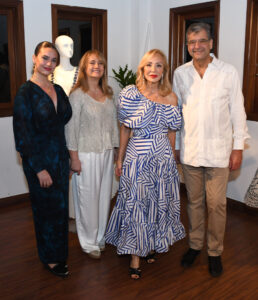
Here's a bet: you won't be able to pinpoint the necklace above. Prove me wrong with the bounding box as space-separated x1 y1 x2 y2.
50 66 79 88
31 76 52 90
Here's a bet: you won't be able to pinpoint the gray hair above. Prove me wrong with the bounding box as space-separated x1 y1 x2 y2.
186 22 212 41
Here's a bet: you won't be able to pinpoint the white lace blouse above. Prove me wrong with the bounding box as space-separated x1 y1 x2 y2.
65 88 119 153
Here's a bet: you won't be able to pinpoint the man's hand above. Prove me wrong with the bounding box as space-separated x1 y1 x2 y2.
229 150 243 171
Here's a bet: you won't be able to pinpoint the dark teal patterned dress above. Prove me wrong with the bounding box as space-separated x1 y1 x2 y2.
13 80 72 264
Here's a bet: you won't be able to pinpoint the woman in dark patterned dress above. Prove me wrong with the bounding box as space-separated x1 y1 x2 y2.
13 41 72 277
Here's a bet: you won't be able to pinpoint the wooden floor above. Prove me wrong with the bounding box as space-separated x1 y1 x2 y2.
0 187 257 300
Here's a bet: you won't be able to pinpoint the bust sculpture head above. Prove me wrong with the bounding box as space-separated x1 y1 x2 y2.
51 35 77 94
55 35 74 59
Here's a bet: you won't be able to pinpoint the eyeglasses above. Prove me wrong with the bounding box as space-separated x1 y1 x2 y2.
187 39 210 46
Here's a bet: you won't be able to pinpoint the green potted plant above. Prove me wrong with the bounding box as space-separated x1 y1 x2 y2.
112 64 136 89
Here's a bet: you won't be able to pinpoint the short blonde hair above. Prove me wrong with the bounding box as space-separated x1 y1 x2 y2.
136 49 171 96
72 49 113 98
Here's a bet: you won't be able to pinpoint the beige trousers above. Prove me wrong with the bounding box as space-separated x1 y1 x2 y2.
182 164 229 256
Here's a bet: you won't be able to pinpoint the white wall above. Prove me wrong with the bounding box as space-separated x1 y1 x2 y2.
227 121 258 201
149 0 214 53
0 117 28 196
22 0 133 79
1 0 257 202
218 0 258 202
0 0 134 198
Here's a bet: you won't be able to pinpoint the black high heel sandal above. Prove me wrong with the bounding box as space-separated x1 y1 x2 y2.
129 267 141 280
144 252 156 264
44 262 69 278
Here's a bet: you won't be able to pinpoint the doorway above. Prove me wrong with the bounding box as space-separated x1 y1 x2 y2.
168 1 220 77
243 0 258 121
51 5 107 65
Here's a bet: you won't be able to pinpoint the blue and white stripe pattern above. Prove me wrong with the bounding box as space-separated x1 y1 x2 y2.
105 85 185 256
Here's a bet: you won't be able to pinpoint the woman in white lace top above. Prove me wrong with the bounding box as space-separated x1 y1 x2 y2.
65 50 119 259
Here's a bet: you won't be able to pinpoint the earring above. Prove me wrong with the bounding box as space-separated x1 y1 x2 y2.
160 74 164 84
31 63 36 75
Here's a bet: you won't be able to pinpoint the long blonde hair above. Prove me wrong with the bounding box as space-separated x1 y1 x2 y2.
72 50 113 98
136 49 172 96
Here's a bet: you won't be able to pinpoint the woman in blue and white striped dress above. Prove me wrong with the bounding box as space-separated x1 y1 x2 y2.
105 49 185 279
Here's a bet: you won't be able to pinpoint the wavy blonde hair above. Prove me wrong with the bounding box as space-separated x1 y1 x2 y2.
136 49 171 97
72 49 113 98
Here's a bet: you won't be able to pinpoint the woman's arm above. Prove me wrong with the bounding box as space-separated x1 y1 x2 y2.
168 129 176 159
65 90 82 175
13 85 53 187
13 87 44 173
69 150 81 175
115 124 131 176
166 91 178 106
166 92 180 162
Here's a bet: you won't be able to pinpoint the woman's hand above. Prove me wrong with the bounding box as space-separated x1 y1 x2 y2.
37 170 53 188
115 160 122 177
175 150 181 164
114 125 131 177
70 159 82 175
114 148 119 162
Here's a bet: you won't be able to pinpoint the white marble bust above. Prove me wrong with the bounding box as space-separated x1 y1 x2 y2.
51 35 78 95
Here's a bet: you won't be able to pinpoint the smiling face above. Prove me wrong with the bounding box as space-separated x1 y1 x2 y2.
33 47 58 76
143 54 164 84
86 54 105 79
187 29 213 63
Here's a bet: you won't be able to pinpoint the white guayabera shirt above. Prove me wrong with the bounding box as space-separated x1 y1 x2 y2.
173 54 249 168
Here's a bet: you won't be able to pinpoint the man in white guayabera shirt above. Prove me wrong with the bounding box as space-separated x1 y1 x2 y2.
173 22 249 277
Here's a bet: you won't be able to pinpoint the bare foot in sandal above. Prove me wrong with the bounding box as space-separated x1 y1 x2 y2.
145 251 156 264
129 255 141 279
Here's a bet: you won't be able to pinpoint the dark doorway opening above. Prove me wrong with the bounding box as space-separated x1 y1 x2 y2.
168 1 220 77
52 5 107 65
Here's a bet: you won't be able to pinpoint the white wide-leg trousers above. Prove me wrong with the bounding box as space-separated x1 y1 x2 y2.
72 149 114 253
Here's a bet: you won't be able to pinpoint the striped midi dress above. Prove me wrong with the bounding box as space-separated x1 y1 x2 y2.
105 85 185 256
